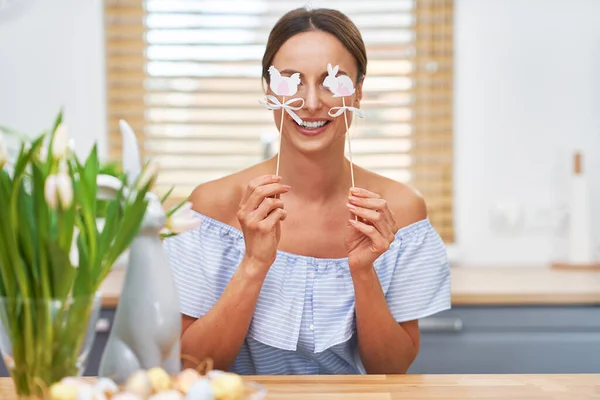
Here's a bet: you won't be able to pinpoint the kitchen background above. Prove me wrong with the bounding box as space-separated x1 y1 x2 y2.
0 0 599 375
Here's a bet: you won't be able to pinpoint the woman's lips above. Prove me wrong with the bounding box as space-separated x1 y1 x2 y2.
293 120 331 136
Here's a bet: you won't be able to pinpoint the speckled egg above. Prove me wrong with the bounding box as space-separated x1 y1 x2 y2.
185 378 214 400
174 368 201 394
147 367 172 393
126 370 153 399
149 389 184 400
111 393 143 400
49 382 79 400
210 372 244 400
95 377 119 394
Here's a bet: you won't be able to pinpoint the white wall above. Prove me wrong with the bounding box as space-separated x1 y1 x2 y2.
0 0 107 159
454 0 600 266
1 0 599 266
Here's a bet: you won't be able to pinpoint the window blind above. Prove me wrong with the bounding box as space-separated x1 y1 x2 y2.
104 0 454 242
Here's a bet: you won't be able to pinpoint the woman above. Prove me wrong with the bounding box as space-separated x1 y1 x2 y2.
164 7 450 375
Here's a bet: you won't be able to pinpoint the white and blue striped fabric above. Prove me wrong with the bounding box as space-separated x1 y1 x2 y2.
164 211 451 375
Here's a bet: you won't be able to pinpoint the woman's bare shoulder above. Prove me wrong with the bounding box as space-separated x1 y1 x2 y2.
357 167 427 229
189 162 273 226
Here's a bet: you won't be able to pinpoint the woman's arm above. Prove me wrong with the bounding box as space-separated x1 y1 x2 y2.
345 185 427 373
181 174 290 371
181 257 266 371
352 268 419 374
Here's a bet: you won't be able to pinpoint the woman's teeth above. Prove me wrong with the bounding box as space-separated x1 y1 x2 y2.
300 120 328 129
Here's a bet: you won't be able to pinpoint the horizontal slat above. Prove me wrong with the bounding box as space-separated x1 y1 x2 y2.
144 29 414 46
144 0 415 14
108 122 418 139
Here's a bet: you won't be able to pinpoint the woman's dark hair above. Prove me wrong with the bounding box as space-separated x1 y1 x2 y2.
262 8 367 84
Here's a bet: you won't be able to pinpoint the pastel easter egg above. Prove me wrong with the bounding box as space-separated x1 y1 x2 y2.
174 368 201 394
147 367 172 392
210 373 244 400
185 378 214 400
94 377 119 396
149 389 184 400
126 370 153 399
49 382 79 400
112 393 143 400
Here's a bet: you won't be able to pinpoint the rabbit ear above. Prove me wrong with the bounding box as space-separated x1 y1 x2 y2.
327 63 334 74
332 65 339 75
97 174 126 200
119 120 142 187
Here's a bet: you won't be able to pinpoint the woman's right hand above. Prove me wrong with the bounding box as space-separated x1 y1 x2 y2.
237 175 290 277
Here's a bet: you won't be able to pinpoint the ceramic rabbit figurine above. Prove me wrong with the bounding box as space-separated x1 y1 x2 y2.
97 121 181 383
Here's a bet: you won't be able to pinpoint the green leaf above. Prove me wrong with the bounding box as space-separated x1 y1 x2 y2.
45 240 75 300
72 234 92 297
16 183 37 287
166 197 190 218
44 110 63 172
160 186 175 204
30 162 51 299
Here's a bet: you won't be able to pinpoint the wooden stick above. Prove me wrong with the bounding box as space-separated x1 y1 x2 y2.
342 97 358 222
342 97 355 188
275 96 286 176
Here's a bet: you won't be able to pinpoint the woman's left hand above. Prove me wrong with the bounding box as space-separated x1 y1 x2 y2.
345 187 399 273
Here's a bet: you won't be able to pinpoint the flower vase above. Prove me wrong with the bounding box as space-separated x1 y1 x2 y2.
0 293 102 399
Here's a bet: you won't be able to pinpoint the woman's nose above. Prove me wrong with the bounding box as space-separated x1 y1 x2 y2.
302 85 323 113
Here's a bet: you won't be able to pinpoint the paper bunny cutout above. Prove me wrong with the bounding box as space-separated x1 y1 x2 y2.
260 65 304 125
268 65 300 97
323 63 356 97
323 63 364 119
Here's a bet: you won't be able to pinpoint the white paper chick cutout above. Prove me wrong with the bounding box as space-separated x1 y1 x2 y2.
323 63 355 97
268 65 300 96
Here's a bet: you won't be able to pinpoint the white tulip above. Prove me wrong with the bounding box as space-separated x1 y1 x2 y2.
165 202 202 234
136 161 158 190
45 173 73 210
52 123 68 159
0 135 6 168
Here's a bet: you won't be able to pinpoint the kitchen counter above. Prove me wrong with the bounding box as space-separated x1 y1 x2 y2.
99 266 600 307
1 374 600 399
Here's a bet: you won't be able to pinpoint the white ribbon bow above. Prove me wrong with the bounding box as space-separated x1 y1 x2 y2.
259 95 305 125
328 106 365 119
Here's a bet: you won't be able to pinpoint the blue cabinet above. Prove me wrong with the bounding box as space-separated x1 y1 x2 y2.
408 306 600 373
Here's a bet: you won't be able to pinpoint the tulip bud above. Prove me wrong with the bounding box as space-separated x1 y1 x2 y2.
52 123 68 160
45 173 73 210
165 202 202 234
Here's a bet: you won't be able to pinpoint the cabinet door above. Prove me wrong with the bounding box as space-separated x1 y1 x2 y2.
409 332 600 373
83 308 115 376
409 306 600 374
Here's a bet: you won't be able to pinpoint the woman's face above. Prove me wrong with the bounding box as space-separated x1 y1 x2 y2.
269 30 363 155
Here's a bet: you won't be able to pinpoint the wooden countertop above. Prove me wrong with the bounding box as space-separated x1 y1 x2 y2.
2 374 600 399
99 266 600 308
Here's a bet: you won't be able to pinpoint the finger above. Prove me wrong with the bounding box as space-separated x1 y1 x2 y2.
248 197 284 222
349 195 396 230
347 203 394 241
349 187 381 199
348 219 390 253
243 182 290 211
348 196 388 212
257 208 287 232
241 175 282 204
